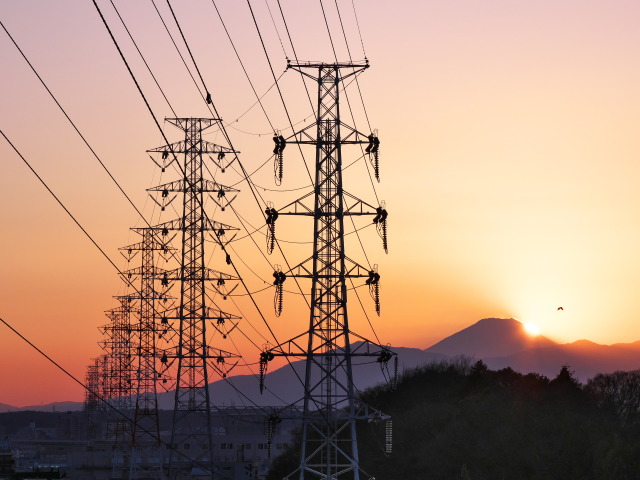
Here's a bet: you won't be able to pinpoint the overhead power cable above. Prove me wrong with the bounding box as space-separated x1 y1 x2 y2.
88 1 277 408
275 0 315 114
319 0 339 61
0 18 157 235
109 0 177 116
210 0 276 131
165 0 212 102
333 0 372 131
245 0 315 185
351 0 367 58
150 0 210 105
92 0 333 421
0 315 236 480
1 129 125 279
159 0 316 317
318 0 381 210
261 0 288 58
91 0 314 404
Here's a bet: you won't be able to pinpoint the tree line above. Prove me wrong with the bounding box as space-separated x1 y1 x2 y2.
268 359 640 480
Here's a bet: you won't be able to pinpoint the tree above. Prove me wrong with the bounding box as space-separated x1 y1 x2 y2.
586 370 640 426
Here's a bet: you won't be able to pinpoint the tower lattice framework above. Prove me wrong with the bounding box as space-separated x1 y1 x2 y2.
100 297 135 478
120 227 172 480
147 118 241 480
261 62 396 480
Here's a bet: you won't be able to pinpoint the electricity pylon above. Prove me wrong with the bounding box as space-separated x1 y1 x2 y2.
260 62 395 480
83 356 103 441
100 297 135 478
146 118 241 480
120 227 173 480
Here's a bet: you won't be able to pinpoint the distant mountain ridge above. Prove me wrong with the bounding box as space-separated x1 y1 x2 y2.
425 317 556 358
428 317 640 381
4 317 640 412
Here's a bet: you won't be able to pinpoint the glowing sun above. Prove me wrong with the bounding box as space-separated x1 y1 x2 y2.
524 323 541 336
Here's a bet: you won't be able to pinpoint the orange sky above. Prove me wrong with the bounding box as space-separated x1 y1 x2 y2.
2 1 640 407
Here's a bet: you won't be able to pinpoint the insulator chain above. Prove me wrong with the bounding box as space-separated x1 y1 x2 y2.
209 152 232 173
265 415 281 459
392 355 399 391
150 187 177 212
373 205 388 254
272 266 286 316
259 356 266 393
274 284 284 317
366 269 381 315
385 419 393 455
265 420 273 459
376 348 393 367
148 150 176 173
365 133 380 182
265 204 279 254
272 134 286 185
259 350 275 393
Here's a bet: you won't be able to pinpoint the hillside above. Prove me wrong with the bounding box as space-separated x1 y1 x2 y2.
268 360 640 480
5 317 640 411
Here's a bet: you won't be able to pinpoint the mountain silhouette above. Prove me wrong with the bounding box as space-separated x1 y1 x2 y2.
155 345 445 409
425 317 556 358
5 318 640 411
424 317 640 381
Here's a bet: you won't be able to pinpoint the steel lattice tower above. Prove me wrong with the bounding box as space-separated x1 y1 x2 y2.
261 62 395 480
101 298 135 442
120 227 172 480
147 118 241 480
83 356 103 441
100 298 136 478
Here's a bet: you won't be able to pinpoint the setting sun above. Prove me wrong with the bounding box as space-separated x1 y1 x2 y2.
524 323 541 337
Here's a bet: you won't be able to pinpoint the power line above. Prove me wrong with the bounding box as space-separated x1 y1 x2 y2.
350 0 367 58
88 0 286 423
318 0 381 210
165 0 212 102
0 18 156 235
0 315 237 480
275 0 316 114
319 0 339 61
92 0 329 421
109 0 177 117
333 0 372 131
245 0 315 185
262 0 288 59
149 0 209 105
209 0 276 131
1 129 124 279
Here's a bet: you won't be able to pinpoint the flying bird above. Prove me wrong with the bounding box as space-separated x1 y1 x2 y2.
557 307 564 311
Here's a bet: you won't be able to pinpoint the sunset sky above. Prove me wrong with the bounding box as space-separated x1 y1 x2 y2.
2 1 640 407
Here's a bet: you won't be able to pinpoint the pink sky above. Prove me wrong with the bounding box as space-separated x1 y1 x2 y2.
2 1 640 406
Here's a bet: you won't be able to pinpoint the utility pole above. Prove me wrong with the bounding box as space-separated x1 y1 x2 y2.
147 118 241 480
260 62 395 480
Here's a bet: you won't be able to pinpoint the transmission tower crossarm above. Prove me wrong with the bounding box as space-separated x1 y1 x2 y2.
120 240 172 252
148 178 240 194
119 265 167 277
146 217 239 234
161 266 239 282
275 191 379 217
277 255 373 280
283 121 373 146
147 139 238 155
287 60 369 82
